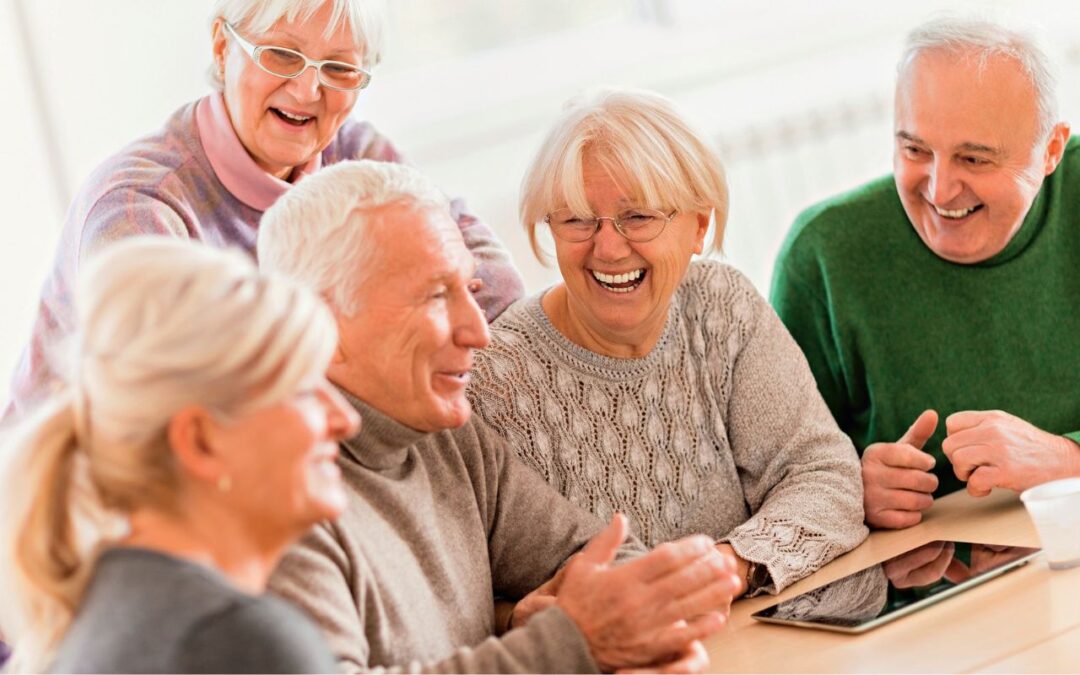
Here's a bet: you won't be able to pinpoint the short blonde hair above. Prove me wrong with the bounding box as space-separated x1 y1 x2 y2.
209 0 387 88
520 87 729 264
258 159 451 316
0 238 338 671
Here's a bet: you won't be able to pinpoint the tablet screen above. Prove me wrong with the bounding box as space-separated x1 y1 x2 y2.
751 541 1040 633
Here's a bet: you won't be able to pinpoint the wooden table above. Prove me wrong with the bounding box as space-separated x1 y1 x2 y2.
706 488 1080 673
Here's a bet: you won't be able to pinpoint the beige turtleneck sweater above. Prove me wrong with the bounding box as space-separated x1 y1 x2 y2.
268 396 644 673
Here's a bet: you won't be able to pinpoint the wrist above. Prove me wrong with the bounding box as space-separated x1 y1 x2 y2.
715 542 750 596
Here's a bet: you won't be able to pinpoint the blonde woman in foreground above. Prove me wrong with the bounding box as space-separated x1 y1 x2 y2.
0 238 357 673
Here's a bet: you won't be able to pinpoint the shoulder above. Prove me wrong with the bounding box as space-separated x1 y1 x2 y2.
778 175 902 263
677 259 767 326
323 117 403 164
180 594 336 673
476 295 549 373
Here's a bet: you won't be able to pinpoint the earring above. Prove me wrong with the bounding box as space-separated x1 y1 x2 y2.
217 475 232 493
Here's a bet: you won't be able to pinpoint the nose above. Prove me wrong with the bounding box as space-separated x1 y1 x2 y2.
927 158 963 205
322 385 360 440
591 218 633 261
454 289 491 351
285 65 322 103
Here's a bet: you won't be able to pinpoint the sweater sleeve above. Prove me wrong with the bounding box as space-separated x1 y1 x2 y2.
346 121 525 323
720 291 868 593
79 186 196 261
471 419 646 599
270 521 603 674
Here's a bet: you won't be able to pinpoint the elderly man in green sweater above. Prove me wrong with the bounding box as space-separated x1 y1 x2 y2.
257 159 741 673
772 17 1080 530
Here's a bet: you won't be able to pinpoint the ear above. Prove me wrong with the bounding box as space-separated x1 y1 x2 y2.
211 18 228 78
692 210 710 255
167 405 228 485
1043 122 1071 176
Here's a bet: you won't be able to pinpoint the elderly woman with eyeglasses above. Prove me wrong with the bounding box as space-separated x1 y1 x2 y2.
468 88 867 603
8 0 523 418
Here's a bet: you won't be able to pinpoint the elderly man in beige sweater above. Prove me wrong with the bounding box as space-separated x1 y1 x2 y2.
258 160 742 673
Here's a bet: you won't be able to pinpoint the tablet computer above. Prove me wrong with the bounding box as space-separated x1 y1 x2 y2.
751 541 1040 634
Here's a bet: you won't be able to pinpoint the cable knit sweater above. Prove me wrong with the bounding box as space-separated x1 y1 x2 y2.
469 260 867 592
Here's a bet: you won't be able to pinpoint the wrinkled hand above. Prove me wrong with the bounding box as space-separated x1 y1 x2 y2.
882 541 959 588
510 563 568 629
943 410 1080 497
616 635 709 674
555 514 740 672
862 410 940 529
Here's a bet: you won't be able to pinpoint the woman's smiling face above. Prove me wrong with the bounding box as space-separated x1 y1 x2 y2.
214 2 363 179
552 153 708 354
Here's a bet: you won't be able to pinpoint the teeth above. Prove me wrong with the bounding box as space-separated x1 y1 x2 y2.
277 109 312 122
934 205 978 218
592 269 644 285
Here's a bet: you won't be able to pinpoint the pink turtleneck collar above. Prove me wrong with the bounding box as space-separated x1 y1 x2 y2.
195 92 322 212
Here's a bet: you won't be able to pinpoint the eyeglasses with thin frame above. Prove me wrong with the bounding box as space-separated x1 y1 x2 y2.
223 21 372 91
544 207 677 243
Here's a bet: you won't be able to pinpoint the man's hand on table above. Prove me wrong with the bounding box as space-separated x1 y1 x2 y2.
552 514 741 673
863 409 940 529
943 410 1080 496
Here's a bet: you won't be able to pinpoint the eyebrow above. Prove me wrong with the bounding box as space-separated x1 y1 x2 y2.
895 131 1004 157
260 30 359 61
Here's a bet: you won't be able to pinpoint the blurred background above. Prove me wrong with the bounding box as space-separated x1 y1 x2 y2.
3 0 1080 407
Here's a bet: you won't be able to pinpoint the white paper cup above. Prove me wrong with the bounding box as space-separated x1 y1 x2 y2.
1020 477 1080 570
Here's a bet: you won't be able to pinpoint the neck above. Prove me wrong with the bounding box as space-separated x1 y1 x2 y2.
541 285 666 358
122 496 287 595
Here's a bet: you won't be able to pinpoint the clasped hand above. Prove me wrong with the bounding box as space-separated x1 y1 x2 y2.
512 514 741 673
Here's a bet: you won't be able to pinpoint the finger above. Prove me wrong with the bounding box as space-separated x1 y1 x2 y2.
943 557 972 584
877 466 939 493
967 465 1001 497
652 573 740 626
578 513 628 567
898 409 939 449
659 640 710 674
867 508 925 529
867 442 936 472
946 410 1001 436
950 445 996 482
649 551 737 603
624 535 717 583
648 613 727 658
875 487 934 513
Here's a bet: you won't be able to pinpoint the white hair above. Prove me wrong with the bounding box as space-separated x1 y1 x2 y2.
258 159 451 315
900 16 1060 138
0 238 338 671
208 0 387 88
520 86 729 264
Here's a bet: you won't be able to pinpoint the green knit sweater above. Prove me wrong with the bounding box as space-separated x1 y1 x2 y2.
771 139 1080 496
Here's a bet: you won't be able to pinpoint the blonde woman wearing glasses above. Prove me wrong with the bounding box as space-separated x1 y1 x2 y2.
8 0 523 418
0 238 358 672
469 89 867 614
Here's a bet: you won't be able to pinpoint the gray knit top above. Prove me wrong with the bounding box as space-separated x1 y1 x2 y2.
469 260 868 592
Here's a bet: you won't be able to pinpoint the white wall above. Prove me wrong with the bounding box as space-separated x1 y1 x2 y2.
4 0 1080 409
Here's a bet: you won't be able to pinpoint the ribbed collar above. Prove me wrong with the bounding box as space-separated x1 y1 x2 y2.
973 183 1049 268
194 92 322 212
338 389 426 471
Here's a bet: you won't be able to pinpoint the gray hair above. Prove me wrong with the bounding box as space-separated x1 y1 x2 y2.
899 16 1060 138
208 0 387 89
258 160 451 315
519 86 729 265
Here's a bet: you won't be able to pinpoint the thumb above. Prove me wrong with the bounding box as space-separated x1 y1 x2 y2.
577 513 628 567
899 409 939 450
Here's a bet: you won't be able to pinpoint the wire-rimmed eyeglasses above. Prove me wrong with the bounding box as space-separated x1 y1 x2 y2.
544 208 677 243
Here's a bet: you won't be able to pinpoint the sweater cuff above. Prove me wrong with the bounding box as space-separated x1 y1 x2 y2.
508 606 598 674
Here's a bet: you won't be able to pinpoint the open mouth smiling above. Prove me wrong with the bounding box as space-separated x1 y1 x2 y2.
932 203 983 220
271 107 314 127
591 268 647 294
